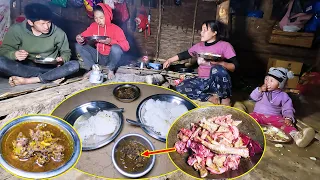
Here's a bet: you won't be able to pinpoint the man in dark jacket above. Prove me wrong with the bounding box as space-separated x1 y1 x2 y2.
0 3 79 86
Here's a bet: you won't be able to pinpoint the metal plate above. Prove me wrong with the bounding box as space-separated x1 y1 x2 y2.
198 53 222 61
64 101 124 151
0 115 81 179
85 36 109 42
136 94 197 142
167 106 265 179
32 58 57 64
261 125 292 143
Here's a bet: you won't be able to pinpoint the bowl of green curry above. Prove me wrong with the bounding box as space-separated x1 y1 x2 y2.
0 115 81 179
112 133 156 178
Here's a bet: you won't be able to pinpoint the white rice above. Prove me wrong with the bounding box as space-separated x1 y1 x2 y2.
74 110 119 143
143 99 188 137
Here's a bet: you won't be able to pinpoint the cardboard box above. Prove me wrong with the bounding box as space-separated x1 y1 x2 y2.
269 29 314 48
267 58 303 75
286 76 300 89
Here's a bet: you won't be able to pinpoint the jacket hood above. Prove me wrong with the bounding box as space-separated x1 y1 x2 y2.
97 3 113 25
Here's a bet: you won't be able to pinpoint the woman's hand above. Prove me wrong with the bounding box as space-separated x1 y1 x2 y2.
210 61 236 72
284 118 293 126
163 59 172 69
76 34 85 44
97 38 111 45
163 55 179 69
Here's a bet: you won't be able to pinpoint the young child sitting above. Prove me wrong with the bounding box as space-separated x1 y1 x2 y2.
250 67 315 148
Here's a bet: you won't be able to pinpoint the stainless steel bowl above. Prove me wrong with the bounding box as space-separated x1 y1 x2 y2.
112 133 156 178
64 101 124 151
113 84 141 103
136 94 197 142
0 115 81 179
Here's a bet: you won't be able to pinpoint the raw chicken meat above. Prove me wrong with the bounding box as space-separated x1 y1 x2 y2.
174 115 262 177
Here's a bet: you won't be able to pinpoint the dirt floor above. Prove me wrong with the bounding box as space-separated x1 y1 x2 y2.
0 74 319 180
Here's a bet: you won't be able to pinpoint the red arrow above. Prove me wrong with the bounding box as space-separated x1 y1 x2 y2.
141 148 176 157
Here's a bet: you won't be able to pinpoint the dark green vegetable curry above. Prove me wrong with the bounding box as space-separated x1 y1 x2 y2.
115 140 150 173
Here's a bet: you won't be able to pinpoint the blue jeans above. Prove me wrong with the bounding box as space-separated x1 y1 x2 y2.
0 56 80 83
176 65 232 101
75 44 123 71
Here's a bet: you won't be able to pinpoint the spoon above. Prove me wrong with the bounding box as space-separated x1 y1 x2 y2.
86 107 124 116
126 119 152 128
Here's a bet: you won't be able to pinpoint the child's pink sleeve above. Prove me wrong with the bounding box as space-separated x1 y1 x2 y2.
250 87 263 101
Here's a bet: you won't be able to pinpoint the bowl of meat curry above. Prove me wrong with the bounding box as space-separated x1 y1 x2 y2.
0 115 81 179
112 133 156 178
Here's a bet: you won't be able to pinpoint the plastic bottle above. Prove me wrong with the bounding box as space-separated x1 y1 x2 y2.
142 50 149 63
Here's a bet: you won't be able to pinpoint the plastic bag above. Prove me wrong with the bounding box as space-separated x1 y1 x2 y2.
84 0 103 18
51 0 68 8
69 0 83 8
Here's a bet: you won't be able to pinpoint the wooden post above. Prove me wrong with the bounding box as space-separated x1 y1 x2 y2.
216 0 230 39
260 0 273 20
316 46 320 72
191 0 199 47
156 0 162 59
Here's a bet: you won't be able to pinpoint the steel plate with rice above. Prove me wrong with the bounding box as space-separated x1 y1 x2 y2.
64 101 123 151
134 94 197 142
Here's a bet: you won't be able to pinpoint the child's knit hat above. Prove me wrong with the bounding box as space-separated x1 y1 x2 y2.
267 67 294 89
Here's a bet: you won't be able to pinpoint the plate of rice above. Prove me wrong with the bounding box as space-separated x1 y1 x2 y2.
64 101 124 150
135 94 197 142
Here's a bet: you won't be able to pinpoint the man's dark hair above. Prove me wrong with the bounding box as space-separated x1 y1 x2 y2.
24 3 53 22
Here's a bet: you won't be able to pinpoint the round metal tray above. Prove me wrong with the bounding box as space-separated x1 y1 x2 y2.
135 94 197 142
63 101 124 151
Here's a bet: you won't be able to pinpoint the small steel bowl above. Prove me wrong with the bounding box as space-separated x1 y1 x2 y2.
0 115 81 179
113 84 141 103
112 133 156 178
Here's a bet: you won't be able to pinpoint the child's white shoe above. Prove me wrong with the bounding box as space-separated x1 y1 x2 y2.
290 128 315 148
